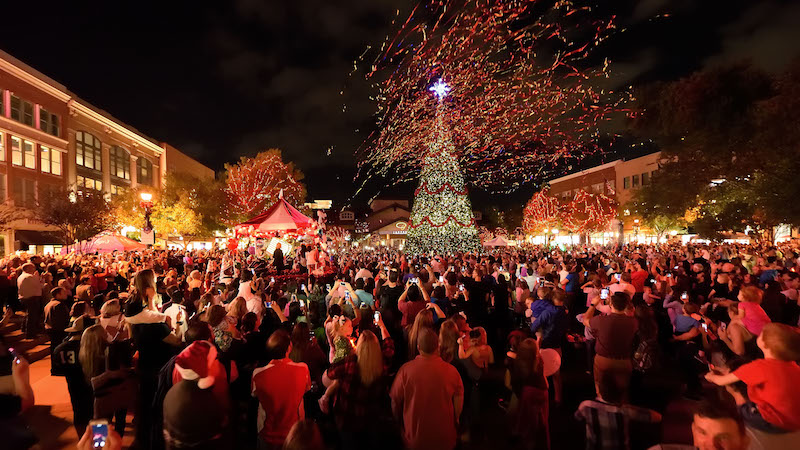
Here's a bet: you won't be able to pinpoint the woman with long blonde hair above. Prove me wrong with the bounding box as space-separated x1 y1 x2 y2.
79 324 108 383
324 316 396 449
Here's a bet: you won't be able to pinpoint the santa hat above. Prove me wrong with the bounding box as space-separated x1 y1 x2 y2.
175 341 217 389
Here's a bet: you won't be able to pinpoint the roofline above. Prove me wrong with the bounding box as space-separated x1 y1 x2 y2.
68 100 164 155
547 160 621 185
0 50 164 155
0 50 70 102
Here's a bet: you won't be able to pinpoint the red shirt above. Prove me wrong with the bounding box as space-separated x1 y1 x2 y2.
390 355 464 450
251 358 311 444
630 270 648 293
398 299 427 328
734 358 800 431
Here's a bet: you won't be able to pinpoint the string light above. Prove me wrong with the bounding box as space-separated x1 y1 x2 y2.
355 0 630 194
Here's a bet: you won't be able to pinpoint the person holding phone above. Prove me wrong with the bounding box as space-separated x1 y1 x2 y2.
609 272 636 300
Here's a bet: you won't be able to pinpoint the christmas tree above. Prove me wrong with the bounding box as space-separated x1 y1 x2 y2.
405 81 481 255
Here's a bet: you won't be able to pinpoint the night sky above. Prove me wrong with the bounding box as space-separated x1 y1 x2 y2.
1 0 799 210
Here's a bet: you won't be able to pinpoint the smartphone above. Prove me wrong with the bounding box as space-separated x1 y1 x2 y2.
345 291 350 299
499 266 504 271
439 276 444 283
649 278 655 283
615 273 621 281
90 419 108 448
340 282 346 287
667 273 673 278
270 277 275 283
674 265 679 270
299 300 305 308
265 301 272 308
325 284 331 290
458 285 464 292
584 271 588 277
600 288 609 300
681 292 689 301
301 284 306 291
373 311 380 325
8 347 21 365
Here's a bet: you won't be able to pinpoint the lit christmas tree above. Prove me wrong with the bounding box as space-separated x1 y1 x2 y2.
405 80 481 255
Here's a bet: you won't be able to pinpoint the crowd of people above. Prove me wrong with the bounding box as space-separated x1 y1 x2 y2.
1 239 800 449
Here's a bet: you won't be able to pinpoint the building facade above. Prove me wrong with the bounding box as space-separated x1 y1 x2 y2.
0 50 213 255
544 152 663 243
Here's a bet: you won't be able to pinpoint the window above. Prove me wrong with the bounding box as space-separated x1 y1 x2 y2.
76 175 102 195
623 177 630 189
11 136 22 166
110 146 130 180
0 173 6 201
40 146 62 175
642 172 650 185
110 184 125 196
0 89 4 117
12 177 36 208
137 157 153 186
340 211 354 221
23 140 35 169
76 131 102 170
591 182 604 193
10 95 21 121
632 174 640 187
10 95 34 126
0 132 4 162
39 108 60 137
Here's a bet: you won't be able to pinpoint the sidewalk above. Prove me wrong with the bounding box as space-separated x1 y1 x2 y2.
22 355 136 449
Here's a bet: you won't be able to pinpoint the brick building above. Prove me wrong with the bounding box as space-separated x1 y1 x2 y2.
0 50 213 255
545 152 662 243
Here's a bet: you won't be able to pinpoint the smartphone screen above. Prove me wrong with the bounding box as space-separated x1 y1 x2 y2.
600 288 609 300
701 323 708 331
439 276 444 283
91 421 108 448
373 311 380 324
615 273 621 281
265 301 272 308
681 292 688 300
299 300 305 308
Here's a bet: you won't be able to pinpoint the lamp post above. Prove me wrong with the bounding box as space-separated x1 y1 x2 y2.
140 192 154 234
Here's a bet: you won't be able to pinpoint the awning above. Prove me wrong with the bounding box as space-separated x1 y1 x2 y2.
14 230 63 246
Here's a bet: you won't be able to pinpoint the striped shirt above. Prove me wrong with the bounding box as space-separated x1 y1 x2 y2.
574 399 659 450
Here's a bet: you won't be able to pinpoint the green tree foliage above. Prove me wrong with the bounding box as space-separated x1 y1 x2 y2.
37 190 114 248
630 61 800 239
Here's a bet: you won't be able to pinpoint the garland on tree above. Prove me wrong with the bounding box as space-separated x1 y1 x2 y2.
406 96 481 255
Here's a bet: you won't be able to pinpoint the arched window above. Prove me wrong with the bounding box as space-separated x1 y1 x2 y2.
137 157 153 186
109 146 131 180
75 131 102 170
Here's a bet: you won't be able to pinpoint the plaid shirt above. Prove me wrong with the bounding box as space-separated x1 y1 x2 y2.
327 336 394 428
574 399 658 450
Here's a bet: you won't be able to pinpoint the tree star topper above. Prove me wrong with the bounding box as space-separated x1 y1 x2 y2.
429 79 450 100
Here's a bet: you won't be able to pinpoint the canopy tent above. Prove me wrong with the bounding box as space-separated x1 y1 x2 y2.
483 236 515 247
236 197 314 233
62 233 146 254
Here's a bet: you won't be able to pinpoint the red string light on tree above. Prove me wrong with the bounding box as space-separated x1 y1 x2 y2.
561 189 617 234
523 187 562 234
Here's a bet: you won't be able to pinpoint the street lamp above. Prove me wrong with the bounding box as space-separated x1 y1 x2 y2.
140 192 154 233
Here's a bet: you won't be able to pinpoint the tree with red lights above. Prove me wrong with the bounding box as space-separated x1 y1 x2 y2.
523 187 562 235
562 189 617 238
223 149 306 225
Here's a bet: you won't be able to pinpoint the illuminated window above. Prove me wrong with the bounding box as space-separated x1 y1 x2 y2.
137 157 153 186
76 175 102 196
11 136 22 166
39 108 60 137
0 132 4 161
41 146 62 175
23 140 35 169
110 146 131 180
110 184 126 196
76 131 102 170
